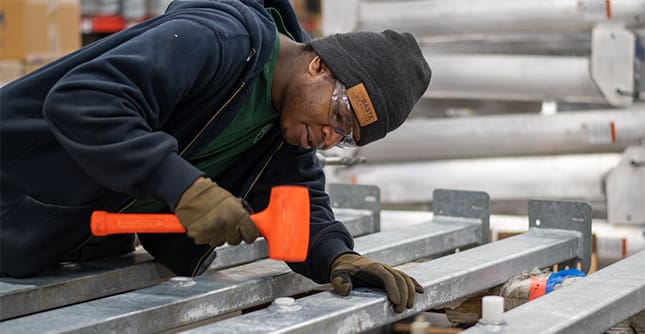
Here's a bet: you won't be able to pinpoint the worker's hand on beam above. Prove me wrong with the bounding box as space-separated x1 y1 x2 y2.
175 177 259 246
329 253 424 313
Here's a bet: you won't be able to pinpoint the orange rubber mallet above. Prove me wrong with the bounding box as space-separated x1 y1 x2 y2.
91 186 310 262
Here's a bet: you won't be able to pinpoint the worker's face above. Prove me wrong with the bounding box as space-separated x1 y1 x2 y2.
279 56 359 150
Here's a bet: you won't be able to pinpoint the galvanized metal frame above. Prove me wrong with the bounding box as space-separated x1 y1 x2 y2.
463 249 645 334
180 200 591 334
0 189 489 333
0 206 376 320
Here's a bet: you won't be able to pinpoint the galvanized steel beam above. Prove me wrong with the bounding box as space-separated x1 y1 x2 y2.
0 251 170 321
463 249 645 334
186 200 591 334
0 190 489 333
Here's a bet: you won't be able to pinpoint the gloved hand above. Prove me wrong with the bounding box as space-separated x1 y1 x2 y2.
330 253 424 313
175 177 259 247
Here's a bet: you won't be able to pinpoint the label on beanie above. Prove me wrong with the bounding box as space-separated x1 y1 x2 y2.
347 83 378 127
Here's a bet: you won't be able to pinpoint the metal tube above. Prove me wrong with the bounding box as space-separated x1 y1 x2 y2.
357 109 645 162
330 154 620 205
323 0 645 36
183 201 591 334
426 54 604 103
463 249 645 334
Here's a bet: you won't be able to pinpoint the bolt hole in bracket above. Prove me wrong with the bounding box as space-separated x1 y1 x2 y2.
528 199 593 273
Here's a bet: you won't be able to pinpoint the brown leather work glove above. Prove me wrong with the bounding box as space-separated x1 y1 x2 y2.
175 177 259 247
330 253 424 313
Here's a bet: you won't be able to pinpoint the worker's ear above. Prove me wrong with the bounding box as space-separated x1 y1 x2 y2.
307 55 330 78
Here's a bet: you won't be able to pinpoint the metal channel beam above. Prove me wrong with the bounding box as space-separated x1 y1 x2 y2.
463 249 645 334
0 251 171 321
323 0 645 36
0 190 489 334
185 200 591 334
357 109 645 162
0 208 373 320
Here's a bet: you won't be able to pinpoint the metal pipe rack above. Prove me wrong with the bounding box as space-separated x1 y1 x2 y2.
323 0 641 106
181 199 592 333
463 249 645 334
0 188 490 333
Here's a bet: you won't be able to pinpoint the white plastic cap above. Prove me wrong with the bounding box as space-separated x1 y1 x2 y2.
481 296 505 323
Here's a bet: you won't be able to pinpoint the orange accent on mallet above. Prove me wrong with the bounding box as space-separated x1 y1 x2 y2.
91 186 310 262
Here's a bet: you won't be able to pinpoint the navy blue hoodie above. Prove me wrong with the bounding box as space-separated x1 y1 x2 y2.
0 0 354 280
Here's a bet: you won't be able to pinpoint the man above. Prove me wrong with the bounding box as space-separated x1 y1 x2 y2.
0 0 431 313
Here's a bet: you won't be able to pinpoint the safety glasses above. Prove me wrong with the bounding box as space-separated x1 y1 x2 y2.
329 80 357 148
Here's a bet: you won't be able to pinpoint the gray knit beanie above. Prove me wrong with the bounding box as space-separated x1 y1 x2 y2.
310 30 431 146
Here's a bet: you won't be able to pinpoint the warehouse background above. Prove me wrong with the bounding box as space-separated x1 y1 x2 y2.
0 0 322 84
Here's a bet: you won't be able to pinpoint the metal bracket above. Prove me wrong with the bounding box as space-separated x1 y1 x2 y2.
606 145 645 225
591 23 636 107
328 183 381 232
528 199 592 273
433 189 490 244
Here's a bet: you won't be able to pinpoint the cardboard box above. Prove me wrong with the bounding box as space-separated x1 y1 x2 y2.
0 0 49 59
0 57 57 86
0 0 80 60
56 0 81 56
0 59 25 84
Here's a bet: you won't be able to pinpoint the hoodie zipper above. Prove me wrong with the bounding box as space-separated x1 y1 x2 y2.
242 141 284 200
191 140 285 275
116 81 248 214
119 45 257 214
179 82 247 156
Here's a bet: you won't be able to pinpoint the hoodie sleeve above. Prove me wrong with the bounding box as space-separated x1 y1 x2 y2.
43 18 249 209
